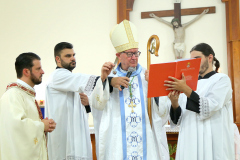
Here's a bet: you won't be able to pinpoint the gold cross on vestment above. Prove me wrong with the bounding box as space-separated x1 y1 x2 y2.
96 95 102 105
34 138 38 145
128 101 136 113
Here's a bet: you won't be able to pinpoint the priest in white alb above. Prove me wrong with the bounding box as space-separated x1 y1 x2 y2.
45 42 97 160
90 20 170 160
165 43 235 160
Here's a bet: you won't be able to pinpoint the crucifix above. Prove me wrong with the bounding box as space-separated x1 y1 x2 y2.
141 1 215 59
128 101 136 113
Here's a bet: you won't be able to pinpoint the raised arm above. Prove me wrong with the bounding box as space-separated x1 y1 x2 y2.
49 69 95 93
183 9 209 28
149 13 172 27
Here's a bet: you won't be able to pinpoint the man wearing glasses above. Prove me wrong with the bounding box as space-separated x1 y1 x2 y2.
90 20 169 160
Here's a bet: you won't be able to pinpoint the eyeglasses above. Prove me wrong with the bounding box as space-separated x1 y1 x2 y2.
121 51 141 57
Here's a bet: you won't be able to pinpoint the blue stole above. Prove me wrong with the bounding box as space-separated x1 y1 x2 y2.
115 63 142 77
117 64 147 159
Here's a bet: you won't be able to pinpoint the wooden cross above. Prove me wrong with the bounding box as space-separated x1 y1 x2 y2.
141 3 215 24
128 101 136 113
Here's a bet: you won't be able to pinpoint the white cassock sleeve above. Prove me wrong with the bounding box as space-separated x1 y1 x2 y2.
198 75 232 120
49 69 95 94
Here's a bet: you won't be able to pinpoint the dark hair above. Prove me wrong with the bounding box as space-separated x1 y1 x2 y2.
190 43 220 72
15 52 41 78
171 18 182 28
54 42 73 62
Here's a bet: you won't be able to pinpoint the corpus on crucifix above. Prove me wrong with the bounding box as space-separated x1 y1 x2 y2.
141 0 215 59
149 8 208 59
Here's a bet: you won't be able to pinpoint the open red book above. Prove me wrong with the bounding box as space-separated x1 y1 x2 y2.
147 58 201 98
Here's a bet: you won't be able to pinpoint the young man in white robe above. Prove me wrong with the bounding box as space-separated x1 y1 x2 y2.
45 42 99 160
164 43 235 160
0 52 56 160
90 20 170 160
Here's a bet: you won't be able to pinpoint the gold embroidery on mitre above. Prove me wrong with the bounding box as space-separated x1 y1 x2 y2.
115 42 139 53
96 94 102 105
115 20 138 53
123 20 135 44
34 138 38 144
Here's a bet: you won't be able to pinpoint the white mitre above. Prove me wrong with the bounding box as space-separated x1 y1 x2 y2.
110 19 139 53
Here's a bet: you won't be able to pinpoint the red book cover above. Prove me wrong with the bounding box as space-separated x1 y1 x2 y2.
147 58 201 98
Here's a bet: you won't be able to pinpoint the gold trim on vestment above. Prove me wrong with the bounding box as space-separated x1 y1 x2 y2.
6 83 35 97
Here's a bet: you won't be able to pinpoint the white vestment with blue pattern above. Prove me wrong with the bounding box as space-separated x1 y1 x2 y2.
90 64 170 160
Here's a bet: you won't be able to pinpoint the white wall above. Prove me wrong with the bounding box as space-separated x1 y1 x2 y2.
0 0 117 98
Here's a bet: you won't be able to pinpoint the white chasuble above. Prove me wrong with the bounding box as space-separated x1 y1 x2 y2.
45 68 96 160
0 80 47 160
171 73 235 160
90 64 170 160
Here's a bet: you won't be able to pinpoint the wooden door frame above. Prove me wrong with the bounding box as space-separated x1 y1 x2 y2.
222 0 240 128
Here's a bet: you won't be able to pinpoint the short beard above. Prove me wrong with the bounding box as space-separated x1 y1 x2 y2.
30 72 42 85
60 59 76 71
199 59 209 75
172 23 182 29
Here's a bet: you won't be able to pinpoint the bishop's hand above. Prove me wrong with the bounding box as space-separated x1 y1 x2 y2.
101 62 115 82
111 77 130 91
144 70 149 82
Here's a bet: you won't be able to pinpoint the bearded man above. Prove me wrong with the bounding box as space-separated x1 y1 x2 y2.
45 42 97 160
165 43 235 160
0 52 56 160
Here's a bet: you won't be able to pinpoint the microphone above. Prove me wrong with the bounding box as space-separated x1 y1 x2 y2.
121 67 135 89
